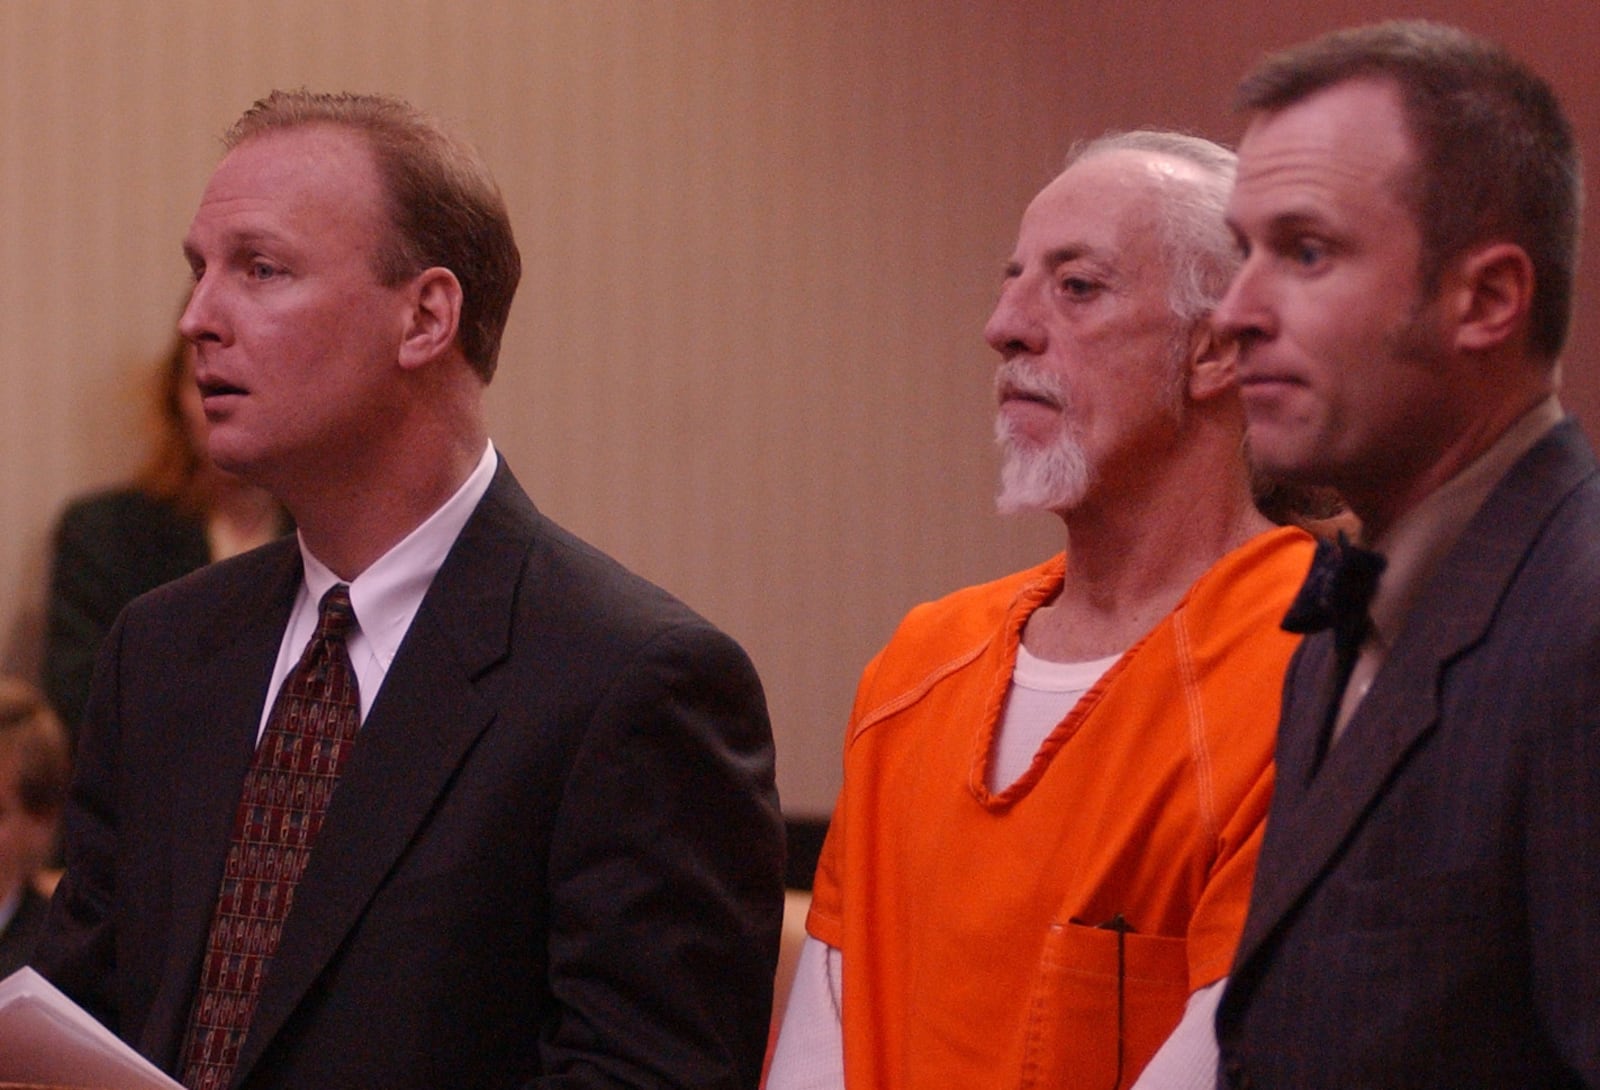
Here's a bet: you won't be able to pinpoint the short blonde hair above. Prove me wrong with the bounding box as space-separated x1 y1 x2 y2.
224 89 522 382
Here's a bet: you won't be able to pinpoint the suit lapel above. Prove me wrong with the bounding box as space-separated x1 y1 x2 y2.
232 464 535 1084
1234 421 1599 969
137 542 304 1068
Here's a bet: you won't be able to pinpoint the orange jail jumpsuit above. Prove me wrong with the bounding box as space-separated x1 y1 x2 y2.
808 527 1313 1089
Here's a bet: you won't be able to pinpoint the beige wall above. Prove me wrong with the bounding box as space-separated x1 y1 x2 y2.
1 0 1596 817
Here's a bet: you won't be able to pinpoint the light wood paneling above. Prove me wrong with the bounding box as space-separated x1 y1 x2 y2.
0 1 1596 815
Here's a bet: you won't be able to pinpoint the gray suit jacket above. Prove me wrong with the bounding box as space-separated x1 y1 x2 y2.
35 460 785 1090
1218 419 1600 1089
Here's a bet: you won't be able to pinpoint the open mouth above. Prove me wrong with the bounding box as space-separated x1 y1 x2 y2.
198 378 248 399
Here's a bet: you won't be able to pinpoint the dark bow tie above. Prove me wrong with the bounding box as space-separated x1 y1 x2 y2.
1282 533 1387 655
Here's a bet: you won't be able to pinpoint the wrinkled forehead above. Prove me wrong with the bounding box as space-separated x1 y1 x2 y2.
1016 152 1172 271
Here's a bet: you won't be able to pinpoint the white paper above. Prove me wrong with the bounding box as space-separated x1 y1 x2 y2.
0 967 181 1089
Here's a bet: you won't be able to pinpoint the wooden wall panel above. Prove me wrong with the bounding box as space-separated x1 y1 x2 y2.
0 1 1595 816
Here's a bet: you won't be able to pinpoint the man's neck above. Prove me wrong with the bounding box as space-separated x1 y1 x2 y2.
1024 483 1272 663
1350 388 1556 543
288 428 488 581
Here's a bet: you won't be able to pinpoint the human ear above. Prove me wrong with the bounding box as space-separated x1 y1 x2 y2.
1450 242 1533 354
397 267 464 370
1186 320 1239 402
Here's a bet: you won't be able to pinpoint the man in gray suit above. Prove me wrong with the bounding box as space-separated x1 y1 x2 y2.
1212 20 1598 1089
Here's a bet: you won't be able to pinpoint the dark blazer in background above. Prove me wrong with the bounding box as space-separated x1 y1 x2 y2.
43 489 211 741
35 462 786 1090
1217 420 1600 1088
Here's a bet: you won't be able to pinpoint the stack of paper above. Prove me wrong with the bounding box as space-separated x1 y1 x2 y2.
0 968 180 1090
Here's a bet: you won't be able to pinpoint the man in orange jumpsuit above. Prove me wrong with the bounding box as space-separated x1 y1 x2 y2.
768 131 1316 1090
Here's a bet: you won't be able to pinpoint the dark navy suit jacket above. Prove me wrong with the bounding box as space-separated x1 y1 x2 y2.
0 883 50 979
1218 420 1600 1088
35 461 785 1090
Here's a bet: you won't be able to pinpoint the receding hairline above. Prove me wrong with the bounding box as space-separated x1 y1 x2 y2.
1051 146 1219 222
186 124 397 261
1069 145 1206 189
1054 133 1241 323
1230 20 1583 361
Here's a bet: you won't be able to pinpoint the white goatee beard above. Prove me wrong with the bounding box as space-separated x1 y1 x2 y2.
993 361 1092 515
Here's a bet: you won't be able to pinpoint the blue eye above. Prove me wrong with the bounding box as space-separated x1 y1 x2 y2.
1293 239 1326 267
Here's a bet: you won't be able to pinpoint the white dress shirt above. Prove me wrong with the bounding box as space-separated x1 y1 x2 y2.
257 440 498 736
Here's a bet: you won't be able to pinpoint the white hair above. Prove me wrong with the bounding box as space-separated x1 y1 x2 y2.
1065 130 1239 322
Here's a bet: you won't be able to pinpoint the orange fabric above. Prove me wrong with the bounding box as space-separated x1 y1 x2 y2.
808 527 1313 1090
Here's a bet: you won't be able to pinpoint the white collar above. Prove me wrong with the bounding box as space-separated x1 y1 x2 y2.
299 440 498 671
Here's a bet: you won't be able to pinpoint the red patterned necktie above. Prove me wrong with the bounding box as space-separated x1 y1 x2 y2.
180 584 361 1090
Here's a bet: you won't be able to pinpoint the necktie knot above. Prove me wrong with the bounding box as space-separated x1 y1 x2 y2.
316 584 356 643
1282 533 1387 655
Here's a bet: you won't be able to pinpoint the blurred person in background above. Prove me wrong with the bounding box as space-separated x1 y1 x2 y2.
0 677 69 977
43 332 289 742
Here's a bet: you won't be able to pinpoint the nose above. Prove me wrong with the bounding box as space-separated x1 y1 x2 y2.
1212 257 1275 348
983 281 1045 360
178 272 224 346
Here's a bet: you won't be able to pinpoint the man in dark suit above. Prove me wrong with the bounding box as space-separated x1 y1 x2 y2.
1211 21 1599 1089
34 90 784 1090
